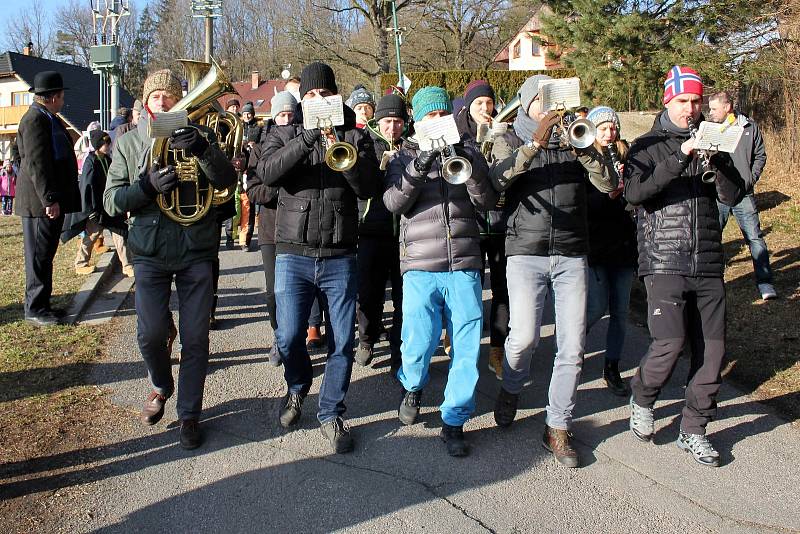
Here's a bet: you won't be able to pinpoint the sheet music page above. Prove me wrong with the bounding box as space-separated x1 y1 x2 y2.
692 121 744 153
539 77 581 112
414 115 462 151
302 95 345 130
147 110 189 138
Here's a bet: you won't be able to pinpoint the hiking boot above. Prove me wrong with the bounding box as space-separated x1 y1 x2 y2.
179 419 202 450
494 387 519 428
488 346 504 380
398 389 422 426
629 396 655 442
542 425 579 468
267 344 282 367
279 392 304 428
320 417 354 454
140 391 168 425
677 431 720 467
306 326 323 351
355 343 374 366
603 360 629 397
440 423 469 457
758 283 777 301
75 265 95 275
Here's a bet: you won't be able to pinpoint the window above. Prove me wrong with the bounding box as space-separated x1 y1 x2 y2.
531 41 540 56
12 92 32 106
512 39 522 60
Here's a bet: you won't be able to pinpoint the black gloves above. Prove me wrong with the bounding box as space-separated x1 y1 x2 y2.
301 128 321 148
140 164 178 198
170 127 209 157
414 150 439 174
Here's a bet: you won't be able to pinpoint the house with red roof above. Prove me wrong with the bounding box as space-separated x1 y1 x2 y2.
494 5 563 71
219 71 287 118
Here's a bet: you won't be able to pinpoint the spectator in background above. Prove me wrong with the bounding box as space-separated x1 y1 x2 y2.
226 98 241 115
0 159 16 215
111 100 142 152
347 85 375 129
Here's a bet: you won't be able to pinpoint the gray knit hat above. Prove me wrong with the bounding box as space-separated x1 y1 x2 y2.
270 91 297 116
347 85 375 111
518 74 552 116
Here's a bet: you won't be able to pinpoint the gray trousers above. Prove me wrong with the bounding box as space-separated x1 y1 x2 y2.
134 261 213 420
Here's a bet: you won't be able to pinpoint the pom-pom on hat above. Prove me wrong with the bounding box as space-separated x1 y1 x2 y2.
663 66 703 105
411 86 452 123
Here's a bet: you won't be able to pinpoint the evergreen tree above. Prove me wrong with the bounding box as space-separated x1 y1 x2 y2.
124 6 157 97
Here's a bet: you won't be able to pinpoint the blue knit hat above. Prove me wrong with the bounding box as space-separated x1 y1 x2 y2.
412 86 452 123
587 106 621 134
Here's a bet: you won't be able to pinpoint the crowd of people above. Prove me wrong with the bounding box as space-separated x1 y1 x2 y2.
13 60 776 468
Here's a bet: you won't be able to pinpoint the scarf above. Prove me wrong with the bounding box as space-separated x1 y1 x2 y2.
659 111 690 137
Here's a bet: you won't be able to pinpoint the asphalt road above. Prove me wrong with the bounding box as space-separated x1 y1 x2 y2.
47 235 800 533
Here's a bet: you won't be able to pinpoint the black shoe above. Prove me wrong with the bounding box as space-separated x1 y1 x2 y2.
45 306 67 318
398 389 421 425
355 343 374 366
603 360 629 397
209 315 218 330
25 311 59 326
440 423 469 457
494 387 519 428
267 345 282 367
279 392 304 428
179 419 203 450
320 417 354 453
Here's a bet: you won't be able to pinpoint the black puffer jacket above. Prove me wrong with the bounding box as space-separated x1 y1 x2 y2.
624 111 744 277
358 123 404 237
257 104 378 257
384 136 495 274
490 133 589 257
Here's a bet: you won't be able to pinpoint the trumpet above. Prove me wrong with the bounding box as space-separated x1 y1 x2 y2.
440 144 472 185
317 117 357 172
688 120 717 183
561 114 597 149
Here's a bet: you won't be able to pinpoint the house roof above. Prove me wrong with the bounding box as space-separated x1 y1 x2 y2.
218 79 288 115
0 51 135 132
493 5 552 63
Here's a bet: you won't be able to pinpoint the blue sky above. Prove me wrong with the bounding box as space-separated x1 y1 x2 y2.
9 0 151 15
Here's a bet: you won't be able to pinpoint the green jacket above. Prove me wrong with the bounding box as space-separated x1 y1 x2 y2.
103 124 237 270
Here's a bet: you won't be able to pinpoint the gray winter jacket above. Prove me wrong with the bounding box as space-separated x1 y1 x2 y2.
729 113 767 192
384 138 495 274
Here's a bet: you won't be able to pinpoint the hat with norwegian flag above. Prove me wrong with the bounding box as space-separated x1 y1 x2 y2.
663 66 703 105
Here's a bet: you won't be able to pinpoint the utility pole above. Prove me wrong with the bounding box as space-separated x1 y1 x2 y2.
383 1 408 92
90 0 130 130
191 0 223 63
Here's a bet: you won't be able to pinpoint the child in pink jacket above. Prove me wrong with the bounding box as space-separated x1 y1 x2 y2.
0 160 15 214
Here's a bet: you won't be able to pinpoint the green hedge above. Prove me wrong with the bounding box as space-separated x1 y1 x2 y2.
380 68 577 104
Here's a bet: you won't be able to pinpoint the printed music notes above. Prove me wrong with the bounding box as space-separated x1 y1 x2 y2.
414 115 462 151
147 110 189 138
538 77 582 112
302 95 345 130
692 121 744 153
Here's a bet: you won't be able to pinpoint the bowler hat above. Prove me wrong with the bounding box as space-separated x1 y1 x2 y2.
29 71 67 94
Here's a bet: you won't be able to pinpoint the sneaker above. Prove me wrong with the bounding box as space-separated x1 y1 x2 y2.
603 360 629 397
398 389 421 426
758 283 777 300
440 423 469 457
355 343 374 366
488 346 504 380
279 392 304 428
320 417 354 453
267 345 282 367
179 419 203 450
629 396 654 442
541 425 579 468
140 390 168 425
75 265 95 275
494 387 519 428
677 431 720 467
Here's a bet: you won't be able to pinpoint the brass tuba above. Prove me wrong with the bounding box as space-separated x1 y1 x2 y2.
152 59 241 225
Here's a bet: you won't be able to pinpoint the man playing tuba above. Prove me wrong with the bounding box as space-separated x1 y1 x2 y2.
103 69 236 450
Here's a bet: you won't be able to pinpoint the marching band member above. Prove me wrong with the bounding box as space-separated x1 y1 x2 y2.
384 86 495 457
103 69 237 449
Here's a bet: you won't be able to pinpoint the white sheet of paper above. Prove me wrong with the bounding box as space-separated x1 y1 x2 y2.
539 77 581 112
692 121 744 153
147 110 189 138
491 122 508 136
302 95 345 130
413 115 461 151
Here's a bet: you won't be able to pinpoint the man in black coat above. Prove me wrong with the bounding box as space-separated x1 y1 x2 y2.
625 66 744 468
257 62 378 453
15 71 81 326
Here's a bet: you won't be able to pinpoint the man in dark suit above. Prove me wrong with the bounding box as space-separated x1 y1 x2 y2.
15 71 80 326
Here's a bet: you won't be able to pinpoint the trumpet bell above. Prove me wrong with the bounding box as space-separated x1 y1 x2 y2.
442 156 472 185
567 118 597 149
325 141 358 172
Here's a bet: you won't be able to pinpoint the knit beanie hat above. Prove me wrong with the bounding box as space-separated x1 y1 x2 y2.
517 74 552 116
663 66 703 104
411 86 452 122
226 98 241 109
299 62 338 98
347 85 375 110
374 94 408 122
132 99 143 112
270 91 297 116
463 80 495 112
587 106 621 133
90 129 111 151
241 102 255 114
142 69 183 104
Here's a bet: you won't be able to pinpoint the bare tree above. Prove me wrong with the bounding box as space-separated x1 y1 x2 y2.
1 7 54 58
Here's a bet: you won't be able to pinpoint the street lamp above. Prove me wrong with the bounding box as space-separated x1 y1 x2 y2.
191 0 223 63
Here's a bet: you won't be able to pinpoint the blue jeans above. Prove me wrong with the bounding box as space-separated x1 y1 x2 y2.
274 254 358 423
398 270 483 426
718 193 773 285
586 265 635 362
503 255 587 430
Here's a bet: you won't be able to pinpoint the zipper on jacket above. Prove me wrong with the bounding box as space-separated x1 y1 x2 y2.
440 172 454 272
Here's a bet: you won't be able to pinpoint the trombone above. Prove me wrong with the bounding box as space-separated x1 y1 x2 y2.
317 117 357 172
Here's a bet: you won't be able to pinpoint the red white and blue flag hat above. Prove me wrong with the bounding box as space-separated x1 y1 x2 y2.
663 66 703 104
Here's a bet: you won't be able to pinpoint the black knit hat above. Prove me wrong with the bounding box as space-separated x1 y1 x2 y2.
299 62 338 98
90 129 111 151
463 80 495 113
374 94 408 122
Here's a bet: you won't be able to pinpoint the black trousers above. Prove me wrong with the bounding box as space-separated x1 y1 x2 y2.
480 234 509 348
631 274 726 435
260 244 278 331
22 215 63 316
357 236 402 359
